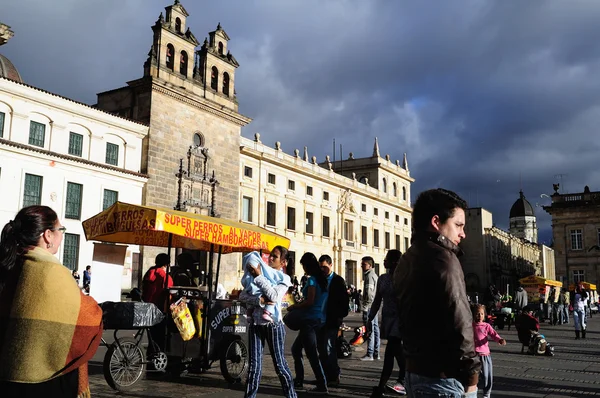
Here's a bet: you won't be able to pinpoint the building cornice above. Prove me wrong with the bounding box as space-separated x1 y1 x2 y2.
0 77 149 136
0 138 148 180
151 81 251 127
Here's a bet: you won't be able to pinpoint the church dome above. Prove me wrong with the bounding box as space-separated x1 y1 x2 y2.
510 190 534 218
0 54 23 83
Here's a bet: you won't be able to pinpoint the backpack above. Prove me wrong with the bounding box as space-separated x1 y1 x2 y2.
529 332 551 356
336 334 352 358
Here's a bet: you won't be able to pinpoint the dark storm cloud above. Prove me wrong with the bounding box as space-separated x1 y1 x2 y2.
3 0 600 242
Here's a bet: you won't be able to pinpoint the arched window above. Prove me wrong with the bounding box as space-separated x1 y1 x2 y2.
211 66 218 91
393 182 397 197
180 51 188 76
402 187 407 201
193 132 204 147
175 17 182 33
218 42 224 55
382 178 387 193
166 44 175 70
222 72 230 96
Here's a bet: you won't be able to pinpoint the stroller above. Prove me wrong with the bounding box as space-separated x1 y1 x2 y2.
515 309 554 356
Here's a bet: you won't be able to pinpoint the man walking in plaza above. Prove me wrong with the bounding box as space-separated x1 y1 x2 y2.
360 256 380 361
318 254 349 386
394 188 480 397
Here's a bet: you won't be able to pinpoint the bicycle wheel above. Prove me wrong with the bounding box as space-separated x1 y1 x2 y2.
220 338 248 383
103 337 145 391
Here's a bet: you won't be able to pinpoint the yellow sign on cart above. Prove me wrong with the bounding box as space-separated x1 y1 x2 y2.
83 202 290 253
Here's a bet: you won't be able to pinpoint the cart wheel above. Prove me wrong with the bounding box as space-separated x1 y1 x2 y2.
103 337 145 391
220 338 248 383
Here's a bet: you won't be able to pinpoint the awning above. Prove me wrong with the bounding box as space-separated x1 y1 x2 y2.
82 201 290 253
518 275 563 288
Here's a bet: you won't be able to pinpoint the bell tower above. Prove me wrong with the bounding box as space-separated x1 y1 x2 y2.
196 23 239 110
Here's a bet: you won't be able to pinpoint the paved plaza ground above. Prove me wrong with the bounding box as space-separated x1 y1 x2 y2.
89 311 600 397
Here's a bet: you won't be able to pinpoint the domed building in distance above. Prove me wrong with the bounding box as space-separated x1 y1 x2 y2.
509 190 538 243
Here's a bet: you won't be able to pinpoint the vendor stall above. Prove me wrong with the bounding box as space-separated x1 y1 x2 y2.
518 276 563 304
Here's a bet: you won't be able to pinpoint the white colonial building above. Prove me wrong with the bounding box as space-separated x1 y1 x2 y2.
239 134 413 287
0 28 148 289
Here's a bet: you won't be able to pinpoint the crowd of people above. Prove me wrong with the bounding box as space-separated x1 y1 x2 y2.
0 187 597 398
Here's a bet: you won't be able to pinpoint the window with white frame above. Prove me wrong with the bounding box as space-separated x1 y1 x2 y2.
105 143 119 166
267 173 276 185
68 132 83 157
287 207 296 230
322 216 330 237
573 269 585 283
65 182 83 220
29 121 45 147
361 226 367 245
242 196 253 222
306 186 313 196
0 111 5 138
63 233 80 271
288 180 295 191
103 189 118 211
373 229 380 247
343 220 354 241
570 229 583 250
244 166 253 178
23 173 43 207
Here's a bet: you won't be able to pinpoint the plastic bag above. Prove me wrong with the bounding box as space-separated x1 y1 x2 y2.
170 298 196 341
101 302 165 330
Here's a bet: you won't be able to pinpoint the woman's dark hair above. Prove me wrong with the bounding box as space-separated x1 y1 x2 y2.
412 188 467 234
384 249 402 270
272 245 289 263
0 206 58 281
300 252 327 292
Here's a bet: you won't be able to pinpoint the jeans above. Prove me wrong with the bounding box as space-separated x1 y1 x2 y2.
317 325 340 381
573 309 587 332
405 372 477 398
562 304 569 324
363 309 381 357
245 322 297 398
291 319 327 388
479 354 493 397
556 304 565 324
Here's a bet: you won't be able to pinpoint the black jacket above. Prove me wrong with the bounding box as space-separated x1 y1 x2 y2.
393 232 480 387
325 272 349 328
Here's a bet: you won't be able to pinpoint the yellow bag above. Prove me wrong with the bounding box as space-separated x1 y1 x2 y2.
170 298 196 341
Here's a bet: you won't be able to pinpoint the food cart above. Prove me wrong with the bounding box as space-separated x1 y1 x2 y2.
83 201 290 390
518 276 563 304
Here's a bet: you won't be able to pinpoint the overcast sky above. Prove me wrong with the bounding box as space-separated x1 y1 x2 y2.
3 0 600 244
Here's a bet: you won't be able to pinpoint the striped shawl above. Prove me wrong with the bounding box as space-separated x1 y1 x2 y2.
0 247 103 397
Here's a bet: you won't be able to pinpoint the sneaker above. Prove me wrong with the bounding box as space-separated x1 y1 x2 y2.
374 353 381 360
360 354 374 361
386 382 407 395
293 379 304 389
306 386 329 395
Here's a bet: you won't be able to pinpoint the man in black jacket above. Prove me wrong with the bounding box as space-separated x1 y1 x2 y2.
394 188 480 397
318 254 349 387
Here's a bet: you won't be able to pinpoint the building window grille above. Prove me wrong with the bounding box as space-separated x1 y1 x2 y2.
570 229 583 250
266 201 276 226
23 174 43 207
322 216 330 237
68 132 83 157
65 182 83 220
28 121 45 147
103 189 118 211
106 143 119 166
242 196 253 222
63 233 80 271
573 269 585 283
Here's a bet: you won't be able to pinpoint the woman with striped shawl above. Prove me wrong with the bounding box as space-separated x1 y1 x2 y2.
0 206 103 397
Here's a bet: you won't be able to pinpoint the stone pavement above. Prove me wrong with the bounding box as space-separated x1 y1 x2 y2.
89 312 600 397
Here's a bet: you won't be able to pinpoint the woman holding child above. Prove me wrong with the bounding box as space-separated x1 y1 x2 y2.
239 246 297 398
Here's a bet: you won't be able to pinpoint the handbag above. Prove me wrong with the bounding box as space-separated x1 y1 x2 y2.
283 308 305 331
